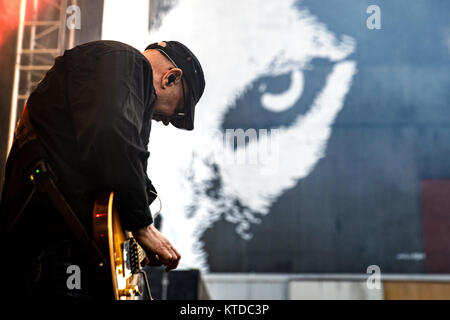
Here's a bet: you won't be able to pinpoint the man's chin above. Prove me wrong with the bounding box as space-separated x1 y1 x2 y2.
151 118 170 126
153 113 171 121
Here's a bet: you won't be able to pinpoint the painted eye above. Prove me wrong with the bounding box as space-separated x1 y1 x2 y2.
221 59 335 133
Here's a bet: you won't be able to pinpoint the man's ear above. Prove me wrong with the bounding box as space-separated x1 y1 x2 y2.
163 68 183 87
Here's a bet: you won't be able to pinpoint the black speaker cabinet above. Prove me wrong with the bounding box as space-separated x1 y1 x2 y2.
144 267 210 300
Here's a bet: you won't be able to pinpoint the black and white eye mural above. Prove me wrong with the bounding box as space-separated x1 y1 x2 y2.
103 0 450 273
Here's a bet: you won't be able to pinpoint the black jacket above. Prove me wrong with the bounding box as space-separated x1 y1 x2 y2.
1 40 157 232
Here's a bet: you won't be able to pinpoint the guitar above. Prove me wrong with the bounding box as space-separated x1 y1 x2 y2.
92 192 152 300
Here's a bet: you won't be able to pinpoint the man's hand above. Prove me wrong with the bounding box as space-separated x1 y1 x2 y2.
132 224 181 272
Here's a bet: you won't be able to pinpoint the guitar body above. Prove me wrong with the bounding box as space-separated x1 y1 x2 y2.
93 192 151 300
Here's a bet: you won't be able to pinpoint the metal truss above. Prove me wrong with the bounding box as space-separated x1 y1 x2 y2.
8 0 76 154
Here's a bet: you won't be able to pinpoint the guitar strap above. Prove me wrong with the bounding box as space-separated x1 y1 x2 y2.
9 106 107 268
29 160 107 268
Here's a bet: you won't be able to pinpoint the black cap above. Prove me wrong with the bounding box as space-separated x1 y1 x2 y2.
145 41 205 130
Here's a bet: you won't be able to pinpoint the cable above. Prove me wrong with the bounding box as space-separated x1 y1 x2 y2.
7 184 36 233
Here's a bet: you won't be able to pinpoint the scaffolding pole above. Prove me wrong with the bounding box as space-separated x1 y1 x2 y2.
7 0 69 158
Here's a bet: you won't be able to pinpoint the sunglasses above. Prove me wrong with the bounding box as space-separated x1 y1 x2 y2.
170 77 187 119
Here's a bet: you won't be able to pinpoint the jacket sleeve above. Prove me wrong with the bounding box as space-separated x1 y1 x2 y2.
66 47 154 231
